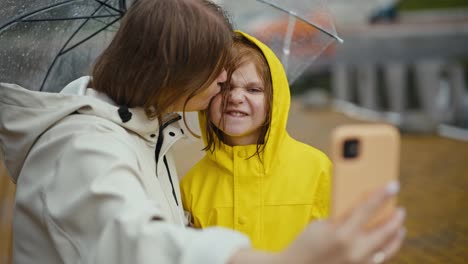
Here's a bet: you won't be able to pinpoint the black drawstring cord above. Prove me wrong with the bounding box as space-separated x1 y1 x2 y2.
163 156 179 206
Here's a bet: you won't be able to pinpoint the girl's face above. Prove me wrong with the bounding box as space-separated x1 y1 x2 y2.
210 61 267 146
180 69 228 112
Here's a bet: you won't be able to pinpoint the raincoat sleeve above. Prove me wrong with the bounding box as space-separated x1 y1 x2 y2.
42 131 250 264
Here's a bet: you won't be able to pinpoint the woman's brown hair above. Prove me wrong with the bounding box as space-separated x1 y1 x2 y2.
203 32 273 158
92 0 233 124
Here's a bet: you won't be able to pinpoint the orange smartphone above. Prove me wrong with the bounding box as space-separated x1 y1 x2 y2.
330 124 401 228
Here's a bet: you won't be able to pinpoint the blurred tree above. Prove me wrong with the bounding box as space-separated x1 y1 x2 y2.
290 70 331 95
399 0 468 10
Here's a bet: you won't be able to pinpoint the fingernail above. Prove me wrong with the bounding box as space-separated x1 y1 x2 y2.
386 181 400 195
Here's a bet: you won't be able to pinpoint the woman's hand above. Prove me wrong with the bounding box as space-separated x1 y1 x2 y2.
280 181 406 264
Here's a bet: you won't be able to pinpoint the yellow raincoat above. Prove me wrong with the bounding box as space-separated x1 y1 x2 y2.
181 32 331 252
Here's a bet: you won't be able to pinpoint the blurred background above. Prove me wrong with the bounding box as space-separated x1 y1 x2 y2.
290 0 468 140
1 0 468 263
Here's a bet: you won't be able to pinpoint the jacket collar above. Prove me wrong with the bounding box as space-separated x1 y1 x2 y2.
62 76 161 142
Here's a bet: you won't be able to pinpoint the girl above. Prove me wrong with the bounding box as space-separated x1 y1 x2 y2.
181 31 331 251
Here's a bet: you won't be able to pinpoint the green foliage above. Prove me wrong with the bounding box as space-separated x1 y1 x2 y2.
290 71 331 95
398 0 468 11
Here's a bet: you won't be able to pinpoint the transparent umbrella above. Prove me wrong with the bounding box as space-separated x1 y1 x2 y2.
0 0 341 92
218 0 343 84
0 0 130 92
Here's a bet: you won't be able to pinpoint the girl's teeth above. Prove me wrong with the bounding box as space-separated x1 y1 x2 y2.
229 111 245 117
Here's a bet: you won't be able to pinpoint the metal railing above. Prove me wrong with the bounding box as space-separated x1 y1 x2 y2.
319 12 468 140
331 61 468 140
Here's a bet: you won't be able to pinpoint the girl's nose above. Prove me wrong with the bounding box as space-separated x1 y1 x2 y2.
229 88 244 104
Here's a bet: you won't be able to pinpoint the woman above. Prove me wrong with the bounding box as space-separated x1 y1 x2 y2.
182 32 331 251
0 0 405 263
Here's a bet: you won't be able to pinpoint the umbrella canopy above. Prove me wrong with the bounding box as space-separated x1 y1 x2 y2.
0 0 129 92
218 0 342 84
0 0 341 92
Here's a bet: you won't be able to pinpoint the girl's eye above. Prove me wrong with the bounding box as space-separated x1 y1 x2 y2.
247 87 263 93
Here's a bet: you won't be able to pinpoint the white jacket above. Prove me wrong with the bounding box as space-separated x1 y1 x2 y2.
0 77 249 264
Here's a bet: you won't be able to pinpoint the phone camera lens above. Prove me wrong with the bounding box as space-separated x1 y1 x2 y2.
343 139 359 158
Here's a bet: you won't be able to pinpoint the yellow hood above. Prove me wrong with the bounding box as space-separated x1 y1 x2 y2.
199 31 291 173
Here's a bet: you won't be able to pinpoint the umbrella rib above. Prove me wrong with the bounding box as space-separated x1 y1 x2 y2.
0 0 78 31
21 14 121 22
92 0 124 14
59 0 117 54
39 17 121 91
255 0 343 43
92 2 120 29
61 17 121 55
39 0 119 91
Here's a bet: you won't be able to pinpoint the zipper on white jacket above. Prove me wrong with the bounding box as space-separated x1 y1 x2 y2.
154 114 182 207
155 115 182 162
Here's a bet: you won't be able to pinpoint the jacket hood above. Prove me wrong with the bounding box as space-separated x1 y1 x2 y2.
200 31 291 173
0 76 160 183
